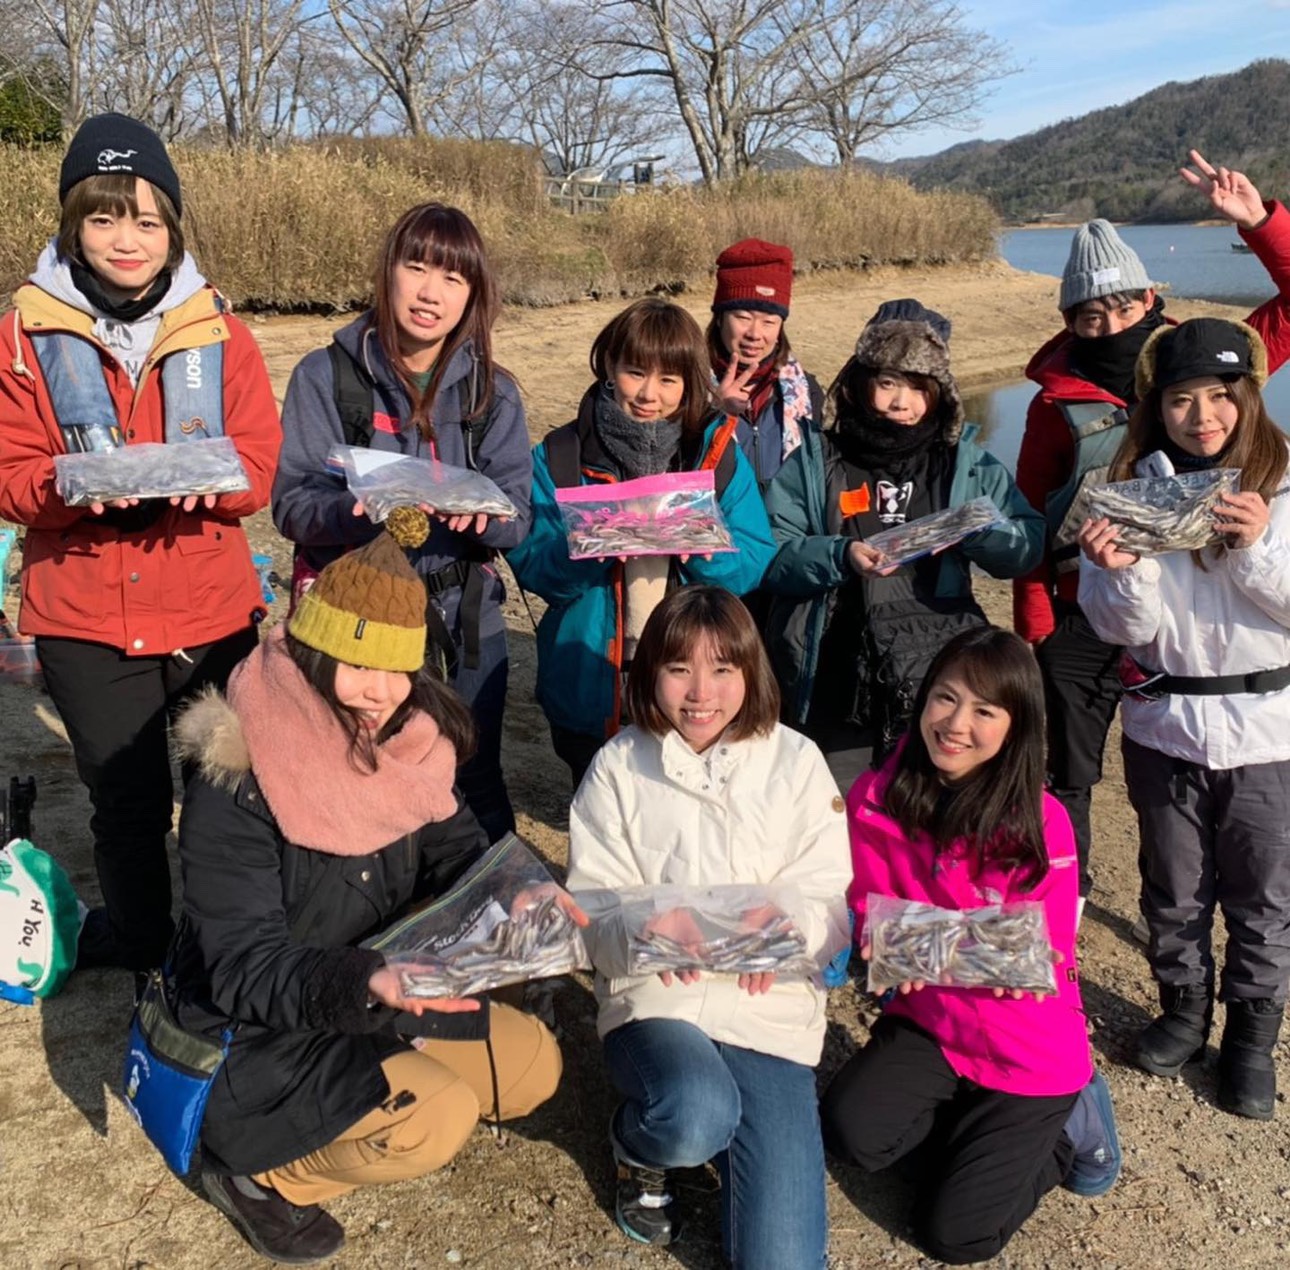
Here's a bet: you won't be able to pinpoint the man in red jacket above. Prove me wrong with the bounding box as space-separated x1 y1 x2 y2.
1013 151 1290 901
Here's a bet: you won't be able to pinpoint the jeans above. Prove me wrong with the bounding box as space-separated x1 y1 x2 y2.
603 1018 827 1270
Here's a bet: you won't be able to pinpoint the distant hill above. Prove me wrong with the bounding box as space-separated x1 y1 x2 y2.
888 59 1290 224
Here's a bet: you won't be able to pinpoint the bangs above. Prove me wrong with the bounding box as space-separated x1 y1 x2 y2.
391 205 487 286
614 311 702 377
66 173 143 219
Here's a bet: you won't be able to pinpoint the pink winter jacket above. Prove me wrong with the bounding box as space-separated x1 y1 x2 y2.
847 761 1092 1097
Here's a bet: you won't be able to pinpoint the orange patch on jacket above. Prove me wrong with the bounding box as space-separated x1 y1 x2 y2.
839 485 870 517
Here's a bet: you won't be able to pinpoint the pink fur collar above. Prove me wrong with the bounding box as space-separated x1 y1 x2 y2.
226 627 460 855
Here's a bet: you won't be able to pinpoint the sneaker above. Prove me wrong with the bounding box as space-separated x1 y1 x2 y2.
202 1170 345 1264
1061 1070 1122 1199
610 1128 681 1246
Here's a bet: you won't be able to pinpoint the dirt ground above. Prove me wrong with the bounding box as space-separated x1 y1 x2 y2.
2 262 1288 1269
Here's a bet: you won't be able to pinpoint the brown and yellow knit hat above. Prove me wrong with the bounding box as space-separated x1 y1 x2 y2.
288 509 429 672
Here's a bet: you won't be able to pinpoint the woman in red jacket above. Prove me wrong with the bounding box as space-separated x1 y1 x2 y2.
0 114 281 974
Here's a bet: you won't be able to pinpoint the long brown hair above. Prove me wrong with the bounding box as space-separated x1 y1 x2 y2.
372 203 501 444
1110 376 1287 500
57 174 184 271
286 633 476 774
590 298 714 438
884 627 1049 886
626 586 779 742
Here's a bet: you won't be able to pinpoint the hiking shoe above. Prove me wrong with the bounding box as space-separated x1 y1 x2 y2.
202 1171 345 1264
610 1128 680 1246
1062 1070 1122 1198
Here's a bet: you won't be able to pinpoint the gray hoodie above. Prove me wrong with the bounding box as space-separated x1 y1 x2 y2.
28 241 208 386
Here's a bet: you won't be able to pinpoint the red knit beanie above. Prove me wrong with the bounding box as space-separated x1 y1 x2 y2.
711 238 793 318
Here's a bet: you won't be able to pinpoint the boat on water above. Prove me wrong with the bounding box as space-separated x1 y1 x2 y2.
1232 242 1254 253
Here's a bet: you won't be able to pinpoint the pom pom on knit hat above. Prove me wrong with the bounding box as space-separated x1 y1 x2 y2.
711 238 793 317
288 510 430 672
1060 220 1152 312
59 113 183 217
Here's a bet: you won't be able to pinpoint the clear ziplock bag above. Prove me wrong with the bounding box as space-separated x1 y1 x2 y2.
327 445 518 522
363 833 588 999
1085 468 1240 555
53 436 250 506
573 883 819 980
862 496 1005 570
555 471 736 560
865 894 1057 996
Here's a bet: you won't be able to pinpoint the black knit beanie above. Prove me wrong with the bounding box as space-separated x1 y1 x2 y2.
59 114 182 217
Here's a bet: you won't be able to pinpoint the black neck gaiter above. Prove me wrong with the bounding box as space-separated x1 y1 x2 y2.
1069 297 1167 405
70 260 171 322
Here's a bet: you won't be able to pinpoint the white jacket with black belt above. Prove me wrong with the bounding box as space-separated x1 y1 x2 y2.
1079 472 1290 769
566 723 852 1067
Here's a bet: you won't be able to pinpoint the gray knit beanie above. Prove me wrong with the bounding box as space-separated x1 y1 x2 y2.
1059 220 1152 312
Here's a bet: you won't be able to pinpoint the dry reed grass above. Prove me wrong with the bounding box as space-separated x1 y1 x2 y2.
0 141 998 310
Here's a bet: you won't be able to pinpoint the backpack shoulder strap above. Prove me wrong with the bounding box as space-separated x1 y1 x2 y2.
700 415 740 496
543 421 584 488
328 341 374 449
457 356 495 470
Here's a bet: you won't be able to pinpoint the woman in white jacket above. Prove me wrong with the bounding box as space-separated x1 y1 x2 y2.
566 585 851 1269
1079 317 1290 1121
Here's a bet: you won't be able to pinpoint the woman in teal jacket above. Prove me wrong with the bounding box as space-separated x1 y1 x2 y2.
762 302 1043 793
507 299 775 788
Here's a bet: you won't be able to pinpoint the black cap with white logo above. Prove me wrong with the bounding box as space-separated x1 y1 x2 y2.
58 113 182 217
1151 317 1253 391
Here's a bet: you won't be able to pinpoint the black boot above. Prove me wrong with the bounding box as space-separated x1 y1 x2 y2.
610 1127 681 1246
202 1171 345 1264
1217 999 1284 1121
1134 983 1212 1077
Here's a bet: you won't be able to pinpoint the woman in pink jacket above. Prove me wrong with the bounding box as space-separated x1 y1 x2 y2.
821 627 1119 1265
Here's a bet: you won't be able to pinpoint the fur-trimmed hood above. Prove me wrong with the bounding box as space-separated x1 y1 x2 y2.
824 319 965 443
174 687 251 789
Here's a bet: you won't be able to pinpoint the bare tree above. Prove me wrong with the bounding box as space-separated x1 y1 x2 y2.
96 0 200 137
190 0 316 145
597 0 825 184
326 0 480 136
781 0 1013 165
18 0 100 132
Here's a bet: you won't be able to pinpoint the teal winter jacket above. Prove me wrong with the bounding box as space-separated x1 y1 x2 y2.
762 422 1043 725
507 412 776 740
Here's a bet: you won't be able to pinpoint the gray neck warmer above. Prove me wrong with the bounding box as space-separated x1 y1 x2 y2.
593 383 683 479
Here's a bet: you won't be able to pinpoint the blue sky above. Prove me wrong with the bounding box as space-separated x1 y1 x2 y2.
879 0 1290 158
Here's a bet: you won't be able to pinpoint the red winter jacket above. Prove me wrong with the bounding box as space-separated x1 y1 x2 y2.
0 285 281 653
1013 200 1290 642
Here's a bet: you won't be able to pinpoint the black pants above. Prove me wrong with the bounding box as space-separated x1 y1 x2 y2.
1122 736 1290 1002
549 723 605 794
821 1016 1076 1266
37 627 258 969
1035 602 1122 896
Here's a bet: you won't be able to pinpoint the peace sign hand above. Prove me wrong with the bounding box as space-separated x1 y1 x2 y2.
717 359 756 416
1179 149 1267 230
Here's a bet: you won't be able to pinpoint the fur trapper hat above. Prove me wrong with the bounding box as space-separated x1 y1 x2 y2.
827 319 964 442
1135 317 1269 399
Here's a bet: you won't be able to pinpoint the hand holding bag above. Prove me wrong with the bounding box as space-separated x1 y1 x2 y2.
122 968 231 1175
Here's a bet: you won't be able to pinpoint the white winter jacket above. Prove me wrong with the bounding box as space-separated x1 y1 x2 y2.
1079 473 1290 769
566 723 852 1067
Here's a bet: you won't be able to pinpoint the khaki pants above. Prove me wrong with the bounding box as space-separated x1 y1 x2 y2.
254 1004 561 1205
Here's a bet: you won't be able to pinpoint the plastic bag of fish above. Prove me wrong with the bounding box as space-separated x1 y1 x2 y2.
363 833 589 999
862 496 1006 570
865 895 1058 996
555 471 736 560
328 444 518 523
1085 468 1241 555
572 884 819 980
54 436 251 506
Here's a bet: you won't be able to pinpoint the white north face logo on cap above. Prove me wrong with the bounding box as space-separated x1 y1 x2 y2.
1216 350 1240 363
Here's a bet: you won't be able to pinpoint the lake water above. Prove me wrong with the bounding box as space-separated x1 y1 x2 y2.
964 223 1290 473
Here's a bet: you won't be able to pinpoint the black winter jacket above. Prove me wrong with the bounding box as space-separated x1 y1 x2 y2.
170 694 490 1176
